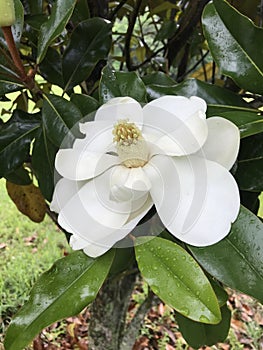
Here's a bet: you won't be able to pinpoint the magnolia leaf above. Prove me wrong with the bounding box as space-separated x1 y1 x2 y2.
6 181 46 223
146 78 256 116
37 0 76 63
142 72 176 86
4 250 115 350
0 79 23 96
100 66 147 103
5 166 32 186
32 126 58 202
202 0 263 94
177 304 231 348
62 18 112 90
213 110 263 138
70 94 99 118
190 206 263 303
236 133 263 191
42 94 83 148
0 110 40 177
39 48 64 87
135 237 221 324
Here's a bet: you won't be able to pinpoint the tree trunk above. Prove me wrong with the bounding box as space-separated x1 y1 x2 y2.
88 272 137 350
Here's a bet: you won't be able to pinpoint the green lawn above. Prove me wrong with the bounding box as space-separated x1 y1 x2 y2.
0 179 68 340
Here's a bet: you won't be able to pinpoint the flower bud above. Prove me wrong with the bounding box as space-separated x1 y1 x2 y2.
0 0 15 27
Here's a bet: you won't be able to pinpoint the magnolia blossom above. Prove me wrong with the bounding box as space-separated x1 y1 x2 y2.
50 96 240 257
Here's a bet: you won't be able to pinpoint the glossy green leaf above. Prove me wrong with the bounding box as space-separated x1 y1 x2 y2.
12 0 24 44
0 79 23 96
28 0 43 14
71 0 90 24
62 18 112 91
37 0 76 63
177 304 231 348
142 72 176 86
212 110 263 138
146 78 256 116
135 237 221 324
208 278 228 307
0 110 40 177
0 52 22 93
39 48 63 87
5 166 32 185
100 66 147 103
42 94 83 148
190 206 263 303
4 250 115 350
202 0 263 94
70 94 99 118
236 133 263 191
32 126 58 201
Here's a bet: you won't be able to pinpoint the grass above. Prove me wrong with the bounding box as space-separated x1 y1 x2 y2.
0 179 68 341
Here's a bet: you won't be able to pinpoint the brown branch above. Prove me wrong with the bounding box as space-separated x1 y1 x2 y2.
124 0 143 71
2 26 27 80
166 0 210 67
2 25 36 90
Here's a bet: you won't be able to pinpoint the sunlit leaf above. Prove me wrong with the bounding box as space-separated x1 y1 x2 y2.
202 0 263 94
4 250 115 350
37 0 76 63
135 237 221 324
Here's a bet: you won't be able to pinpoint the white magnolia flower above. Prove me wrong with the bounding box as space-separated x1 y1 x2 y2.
50 96 240 257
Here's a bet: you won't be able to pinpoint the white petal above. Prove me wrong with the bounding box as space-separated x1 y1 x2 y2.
74 121 114 153
195 117 240 170
71 194 153 257
58 169 131 240
143 99 208 156
109 165 150 202
55 148 120 180
95 97 143 126
145 155 240 246
50 178 82 213
143 95 207 121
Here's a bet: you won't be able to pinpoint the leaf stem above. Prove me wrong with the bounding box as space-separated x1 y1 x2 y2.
2 26 27 80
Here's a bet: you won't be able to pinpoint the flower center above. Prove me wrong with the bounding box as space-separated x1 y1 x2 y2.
112 119 148 168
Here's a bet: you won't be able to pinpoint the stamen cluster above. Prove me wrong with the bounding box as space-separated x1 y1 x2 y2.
113 120 142 146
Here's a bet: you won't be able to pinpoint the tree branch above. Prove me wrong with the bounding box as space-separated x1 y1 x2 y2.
124 0 143 71
108 0 128 21
166 0 210 67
